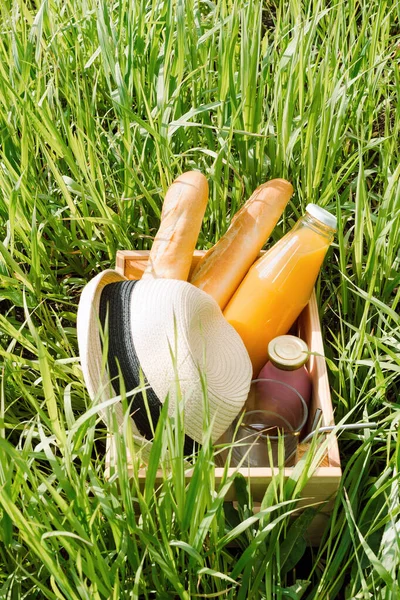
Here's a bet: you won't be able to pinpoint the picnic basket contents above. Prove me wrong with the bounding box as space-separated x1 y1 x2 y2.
77 270 252 451
190 178 293 309
224 204 337 375
142 171 209 280
245 335 313 448
77 171 337 470
258 335 312 408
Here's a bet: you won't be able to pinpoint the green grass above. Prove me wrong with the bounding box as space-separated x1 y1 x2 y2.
0 0 399 597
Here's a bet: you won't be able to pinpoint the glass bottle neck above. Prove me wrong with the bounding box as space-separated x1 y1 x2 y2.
295 212 335 243
271 359 306 371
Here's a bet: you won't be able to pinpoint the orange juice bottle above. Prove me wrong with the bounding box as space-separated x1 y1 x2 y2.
223 204 336 376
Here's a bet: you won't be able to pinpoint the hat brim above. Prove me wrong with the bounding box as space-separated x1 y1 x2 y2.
77 269 148 446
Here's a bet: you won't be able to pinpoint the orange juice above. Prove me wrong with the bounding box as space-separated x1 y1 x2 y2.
224 205 336 376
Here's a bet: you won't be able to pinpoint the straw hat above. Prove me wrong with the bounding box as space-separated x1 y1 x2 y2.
77 270 252 451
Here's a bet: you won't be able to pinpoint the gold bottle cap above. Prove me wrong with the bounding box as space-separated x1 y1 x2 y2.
268 335 309 371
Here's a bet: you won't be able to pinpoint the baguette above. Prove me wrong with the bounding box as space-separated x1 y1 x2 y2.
142 171 208 281
189 179 293 308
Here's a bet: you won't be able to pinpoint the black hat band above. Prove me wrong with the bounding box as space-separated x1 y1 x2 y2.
99 280 197 454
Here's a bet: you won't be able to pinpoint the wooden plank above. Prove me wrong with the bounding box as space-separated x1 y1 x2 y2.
116 249 205 280
297 292 341 468
106 453 341 506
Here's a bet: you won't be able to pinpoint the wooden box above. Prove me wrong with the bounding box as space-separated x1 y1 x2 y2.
110 250 342 543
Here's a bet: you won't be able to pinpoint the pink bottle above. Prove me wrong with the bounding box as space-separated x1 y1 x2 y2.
256 335 312 415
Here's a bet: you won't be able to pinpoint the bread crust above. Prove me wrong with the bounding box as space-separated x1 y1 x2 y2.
143 171 209 281
190 179 293 308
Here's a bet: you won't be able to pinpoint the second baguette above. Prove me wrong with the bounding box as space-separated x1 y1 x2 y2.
189 179 293 308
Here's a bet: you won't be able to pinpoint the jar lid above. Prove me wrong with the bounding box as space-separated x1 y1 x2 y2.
306 204 337 231
268 335 309 371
